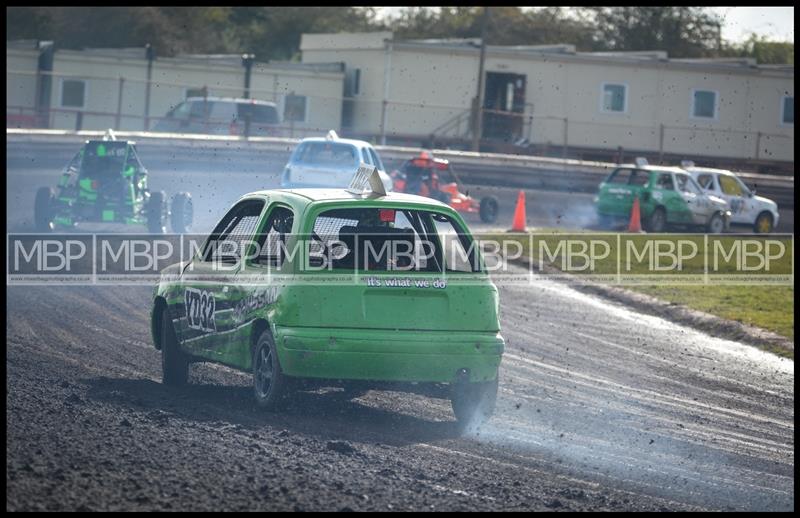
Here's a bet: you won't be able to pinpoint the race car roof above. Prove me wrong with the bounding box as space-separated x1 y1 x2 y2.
617 164 688 174
242 188 449 207
684 166 737 176
298 136 375 148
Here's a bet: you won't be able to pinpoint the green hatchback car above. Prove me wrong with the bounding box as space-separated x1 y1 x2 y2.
595 162 731 233
151 188 504 428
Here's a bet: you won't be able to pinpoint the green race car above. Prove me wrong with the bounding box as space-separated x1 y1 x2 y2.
151 184 504 428
34 132 192 233
595 159 731 233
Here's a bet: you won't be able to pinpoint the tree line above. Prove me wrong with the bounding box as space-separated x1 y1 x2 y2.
6 6 793 65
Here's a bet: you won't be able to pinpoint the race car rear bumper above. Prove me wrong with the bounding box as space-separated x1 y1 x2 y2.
274 326 504 383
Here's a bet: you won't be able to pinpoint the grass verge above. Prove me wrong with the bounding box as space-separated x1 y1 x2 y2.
482 229 794 356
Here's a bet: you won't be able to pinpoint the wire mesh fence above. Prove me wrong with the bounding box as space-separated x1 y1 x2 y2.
7 68 793 165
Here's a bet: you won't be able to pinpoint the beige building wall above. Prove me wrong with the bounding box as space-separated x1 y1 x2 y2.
7 45 343 135
7 48 39 111
385 48 477 139
303 46 388 136
249 64 344 135
303 38 479 139
302 32 794 163
50 50 149 130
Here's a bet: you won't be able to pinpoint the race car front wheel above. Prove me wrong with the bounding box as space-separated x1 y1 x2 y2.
754 212 774 234
707 213 725 234
161 313 188 386
646 207 667 233
147 191 167 234
479 196 499 224
34 187 55 232
450 373 498 433
252 330 291 411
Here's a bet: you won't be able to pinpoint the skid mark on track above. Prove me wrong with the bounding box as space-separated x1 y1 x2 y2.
496 384 792 465
503 352 794 432
485 407 793 499
416 442 712 510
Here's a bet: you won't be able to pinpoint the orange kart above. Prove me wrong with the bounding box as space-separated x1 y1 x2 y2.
390 152 499 224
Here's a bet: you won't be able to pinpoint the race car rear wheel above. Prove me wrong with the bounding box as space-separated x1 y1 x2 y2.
450 374 498 433
161 312 189 386
170 192 193 233
34 187 55 232
707 212 725 234
479 196 499 224
253 330 291 411
146 190 167 234
646 206 667 233
754 212 773 234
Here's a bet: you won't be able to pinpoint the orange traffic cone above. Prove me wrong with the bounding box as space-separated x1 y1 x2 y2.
628 195 643 233
510 190 527 232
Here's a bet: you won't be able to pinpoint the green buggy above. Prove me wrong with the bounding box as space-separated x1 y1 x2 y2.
34 131 193 234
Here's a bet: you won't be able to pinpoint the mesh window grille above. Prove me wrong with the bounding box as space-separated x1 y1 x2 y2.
211 201 263 260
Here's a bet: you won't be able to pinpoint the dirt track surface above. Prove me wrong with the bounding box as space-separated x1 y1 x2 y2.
6 269 794 511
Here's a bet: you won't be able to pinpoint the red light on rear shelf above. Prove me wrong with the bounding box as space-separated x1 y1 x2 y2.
379 209 395 222
91 180 98 189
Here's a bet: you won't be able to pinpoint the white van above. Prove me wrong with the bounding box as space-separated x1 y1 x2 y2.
152 97 281 136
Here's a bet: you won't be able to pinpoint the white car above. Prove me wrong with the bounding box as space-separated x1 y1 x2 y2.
280 131 393 192
682 162 780 233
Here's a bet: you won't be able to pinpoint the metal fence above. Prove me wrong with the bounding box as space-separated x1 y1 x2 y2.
7 68 794 168
6 103 332 140
7 68 354 139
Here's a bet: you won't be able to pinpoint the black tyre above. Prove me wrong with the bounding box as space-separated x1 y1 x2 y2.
646 206 667 233
34 187 55 232
753 211 774 234
479 196 499 224
252 329 292 410
707 212 725 234
170 192 193 233
451 375 498 432
161 312 188 386
147 190 167 234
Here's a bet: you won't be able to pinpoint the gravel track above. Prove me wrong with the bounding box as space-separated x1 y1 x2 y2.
6 271 793 511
